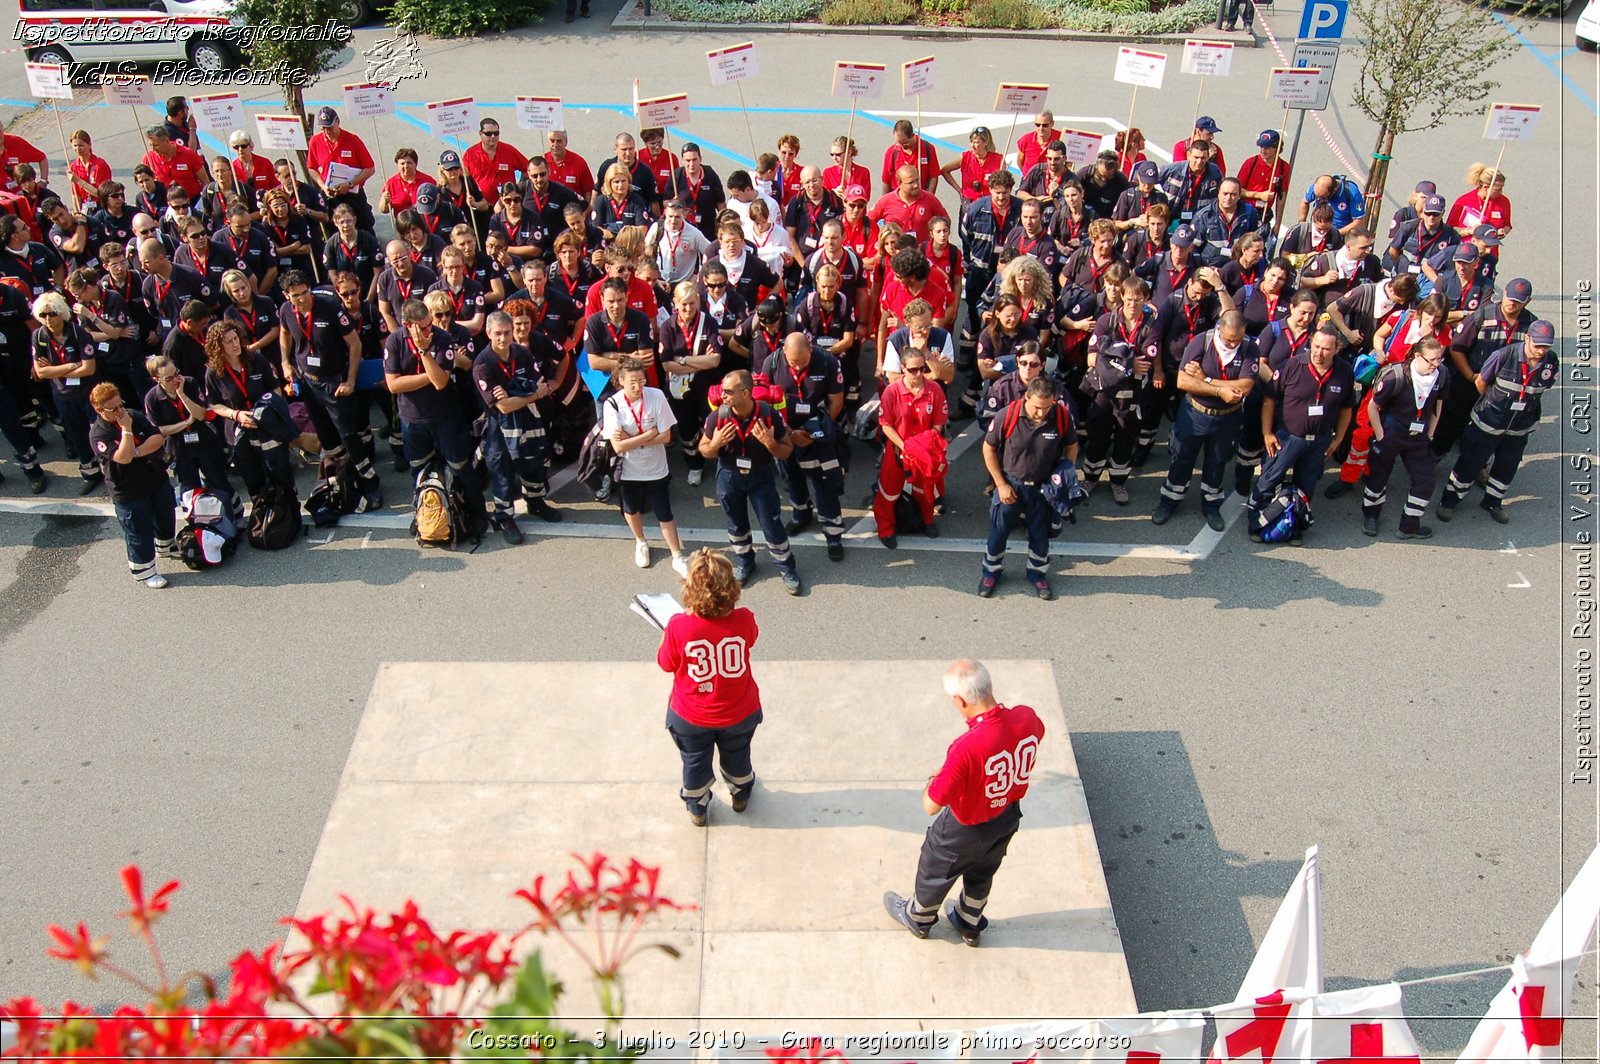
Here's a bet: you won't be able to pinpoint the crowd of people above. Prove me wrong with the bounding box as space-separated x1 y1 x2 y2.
0 94 1559 596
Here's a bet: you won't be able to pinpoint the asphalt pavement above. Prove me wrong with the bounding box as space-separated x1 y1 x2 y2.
0 4 1597 1051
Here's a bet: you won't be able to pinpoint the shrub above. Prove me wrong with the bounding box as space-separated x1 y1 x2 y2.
922 0 970 16
393 0 550 35
966 0 1050 26
1034 0 1217 31
657 0 825 19
820 0 915 21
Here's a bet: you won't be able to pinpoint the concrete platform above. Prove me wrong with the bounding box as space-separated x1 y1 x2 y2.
294 659 1133 1044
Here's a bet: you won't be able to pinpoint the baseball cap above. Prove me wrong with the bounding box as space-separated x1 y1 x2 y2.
1171 224 1197 248
1422 194 1446 213
1133 160 1159 183
439 149 462 169
1256 129 1280 148
315 107 338 128
1414 180 1437 195
1527 320 1555 346
1195 116 1221 133
1504 277 1533 302
414 185 438 214
844 183 868 203
1473 223 1501 246
1452 244 1480 262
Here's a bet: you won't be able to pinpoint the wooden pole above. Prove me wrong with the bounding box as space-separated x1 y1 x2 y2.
49 100 71 188
1117 87 1140 173
1000 114 1020 175
665 126 680 203
1264 105 1289 229
914 94 923 190
735 81 758 165
1481 141 1507 226
845 96 858 184
1193 76 1206 123
369 117 392 224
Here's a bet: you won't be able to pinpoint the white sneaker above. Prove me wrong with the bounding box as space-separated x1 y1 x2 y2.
687 468 703 487
671 553 690 578
143 573 169 589
634 539 652 568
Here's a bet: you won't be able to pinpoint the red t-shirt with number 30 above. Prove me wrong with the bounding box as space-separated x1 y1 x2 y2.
928 704 1046 825
658 608 761 728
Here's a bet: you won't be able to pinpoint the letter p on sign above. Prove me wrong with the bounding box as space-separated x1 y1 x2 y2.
1298 0 1348 39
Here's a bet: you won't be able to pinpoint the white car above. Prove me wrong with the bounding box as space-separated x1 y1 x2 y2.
18 0 244 71
1579 0 1600 50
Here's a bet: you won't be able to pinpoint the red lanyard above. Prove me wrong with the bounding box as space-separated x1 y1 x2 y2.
272 224 293 249
47 334 68 365
405 334 429 373
446 287 467 317
678 313 699 355
1088 254 1111 287
296 308 314 344
407 245 424 266
154 276 172 309
685 175 703 204
1214 342 1235 381
625 394 646 432
1517 358 1533 401
1182 301 1202 340
529 190 548 215
606 321 628 350
227 231 248 261
557 268 579 300
664 229 683 266
225 362 250 401
992 203 1008 233
1170 264 1191 293
610 197 629 219
1021 234 1044 258
395 274 416 301
1264 292 1280 320
759 328 782 353
1307 362 1330 405
191 247 208 276
1062 213 1083 242
1286 328 1310 358
338 239 360 265
1117 316 1142 349
817 301 834 336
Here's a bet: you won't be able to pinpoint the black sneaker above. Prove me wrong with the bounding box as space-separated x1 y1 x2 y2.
1437 501 1456 522
527 497 563 522
1324 480 1354 500
882 892 931 939
785 510 814 535
1150 502 1175 526
923 523 940 538
731 790 750 813
1362 516 1379 537
827 542 844 562
1481 500 1510 524
77 475 103 496
498 517 525 545
944 901 989 948
26 471 46 494
1204 511 1224 532
880 534 898 549
1398 525 1434 539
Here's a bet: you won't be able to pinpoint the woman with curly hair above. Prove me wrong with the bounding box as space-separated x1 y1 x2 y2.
656 547 764 826
202 318 297 495
997 254 1054 349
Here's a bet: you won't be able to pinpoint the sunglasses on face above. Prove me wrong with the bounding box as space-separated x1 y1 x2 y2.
482 130 500 138
1017 359 1042 368
432 312 452 320
336 289 359 298
903 365 928 375
705 282 726 290
37 310 59 319
1036 123 1051 128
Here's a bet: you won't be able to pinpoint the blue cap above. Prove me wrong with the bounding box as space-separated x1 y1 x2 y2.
414 184 438 214
1422 194 1446 213
1473 224 1501 246
315 106 338 128
1527 320 1555 345
1133 160 1159 183
1171 224 1198 248
1504 277 1532 302
439 149 462 169
1256 129 1280 148
1194 116 1220 133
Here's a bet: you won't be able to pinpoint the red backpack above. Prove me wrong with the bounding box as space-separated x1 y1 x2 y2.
1001 398 1070 440
707 373 788 412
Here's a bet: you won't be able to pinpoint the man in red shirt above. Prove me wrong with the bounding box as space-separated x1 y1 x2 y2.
583 245 659 319
544 129 594 205
464 118 528 204
773 134 804 207
1016 110 1056 177
869 165 948 244
141 126 205 200
1236 129 1291 225
884 659 1047 946
307 107 377 232
639 128 681 199
1172 116 1226 176
1 132 48 188
880 119 940 194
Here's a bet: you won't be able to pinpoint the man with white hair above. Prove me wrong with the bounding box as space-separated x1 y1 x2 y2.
884 660 1046 948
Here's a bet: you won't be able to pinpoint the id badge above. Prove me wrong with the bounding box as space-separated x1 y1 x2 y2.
182 431 200 444
64 376 80 386
1307 404 1325 416
160 318 172 330
794 402 811 415
1116 389 1134 400
1510 401 1526 411
736 457 753 472
97 341 110 352
1180 211 1194 222
307 355 322 368
280 257 292 267
1408 421 1425 434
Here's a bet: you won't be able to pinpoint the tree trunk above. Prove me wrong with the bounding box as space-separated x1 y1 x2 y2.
1363 122 1394 231
284 82 315 188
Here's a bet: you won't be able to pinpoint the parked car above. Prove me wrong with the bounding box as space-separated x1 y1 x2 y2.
1578 0 1599 50
17 0 244 71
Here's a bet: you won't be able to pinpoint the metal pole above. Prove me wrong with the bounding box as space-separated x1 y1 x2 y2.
1283 106 1309 236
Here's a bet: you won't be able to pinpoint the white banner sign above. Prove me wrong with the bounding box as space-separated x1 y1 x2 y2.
100 74 153 108
636 92 689 127
25 62 72 101
1288 39 1338 111
832 61 886 99
1181 39 1235 77
1114 47 1167 89
254 113 308 152
1055 127 1106 167
426 96 478 139
192 92 243 133
902 55 936 97
342 82 394 118
706 41 758 85
1484 102 1541 141
515 95 566 132
1267 67 1323 106
994 82 1048 114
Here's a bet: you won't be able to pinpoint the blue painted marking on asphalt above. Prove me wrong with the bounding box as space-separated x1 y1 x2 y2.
854 108 967 156
1550 46 1579 60
1492 12 1598 115
672 127 755 169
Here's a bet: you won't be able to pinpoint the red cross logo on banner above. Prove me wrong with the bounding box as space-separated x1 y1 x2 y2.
1517 984 1564 1050
1318 1023 1420 1064
1222 991 1293 1064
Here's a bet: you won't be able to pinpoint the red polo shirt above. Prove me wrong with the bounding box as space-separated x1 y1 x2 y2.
639 147 681 197
880 140 940 190
545 150 594 199
464 141 529 200
928 703 1046 826
881 273 953 325
822 162 872 195
1017 132 1054 178
142 144 206 198
867 189 948 243
307 130 375 188
583 274 658 320
231 154 278 200
384 173 434 213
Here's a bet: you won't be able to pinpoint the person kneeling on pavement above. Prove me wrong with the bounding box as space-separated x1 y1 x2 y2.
472 310 564 544
979 378 1078 601
1247 326 1354 544
87 381 177 589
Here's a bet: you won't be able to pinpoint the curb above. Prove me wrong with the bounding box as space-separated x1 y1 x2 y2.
608 0 1262 44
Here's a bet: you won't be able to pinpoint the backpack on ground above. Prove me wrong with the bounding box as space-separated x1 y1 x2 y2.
305 453 358 527
852 396 881 442
412 459 485 548
247 482 302 550
1257 483 1313 542
176 488 240 569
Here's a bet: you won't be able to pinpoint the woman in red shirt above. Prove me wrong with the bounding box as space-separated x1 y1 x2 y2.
1446 163 1511 239
873 347 948 546
379 148 431 216
66 130 111 212
656 548 763 826
939 126 1003 204
1114 128 1148 178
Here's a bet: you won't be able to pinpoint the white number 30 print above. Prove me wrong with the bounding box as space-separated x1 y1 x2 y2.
683 637 749 683
983 736 1039 799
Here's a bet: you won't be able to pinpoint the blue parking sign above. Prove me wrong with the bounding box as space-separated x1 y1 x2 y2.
1298 0 1348 39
